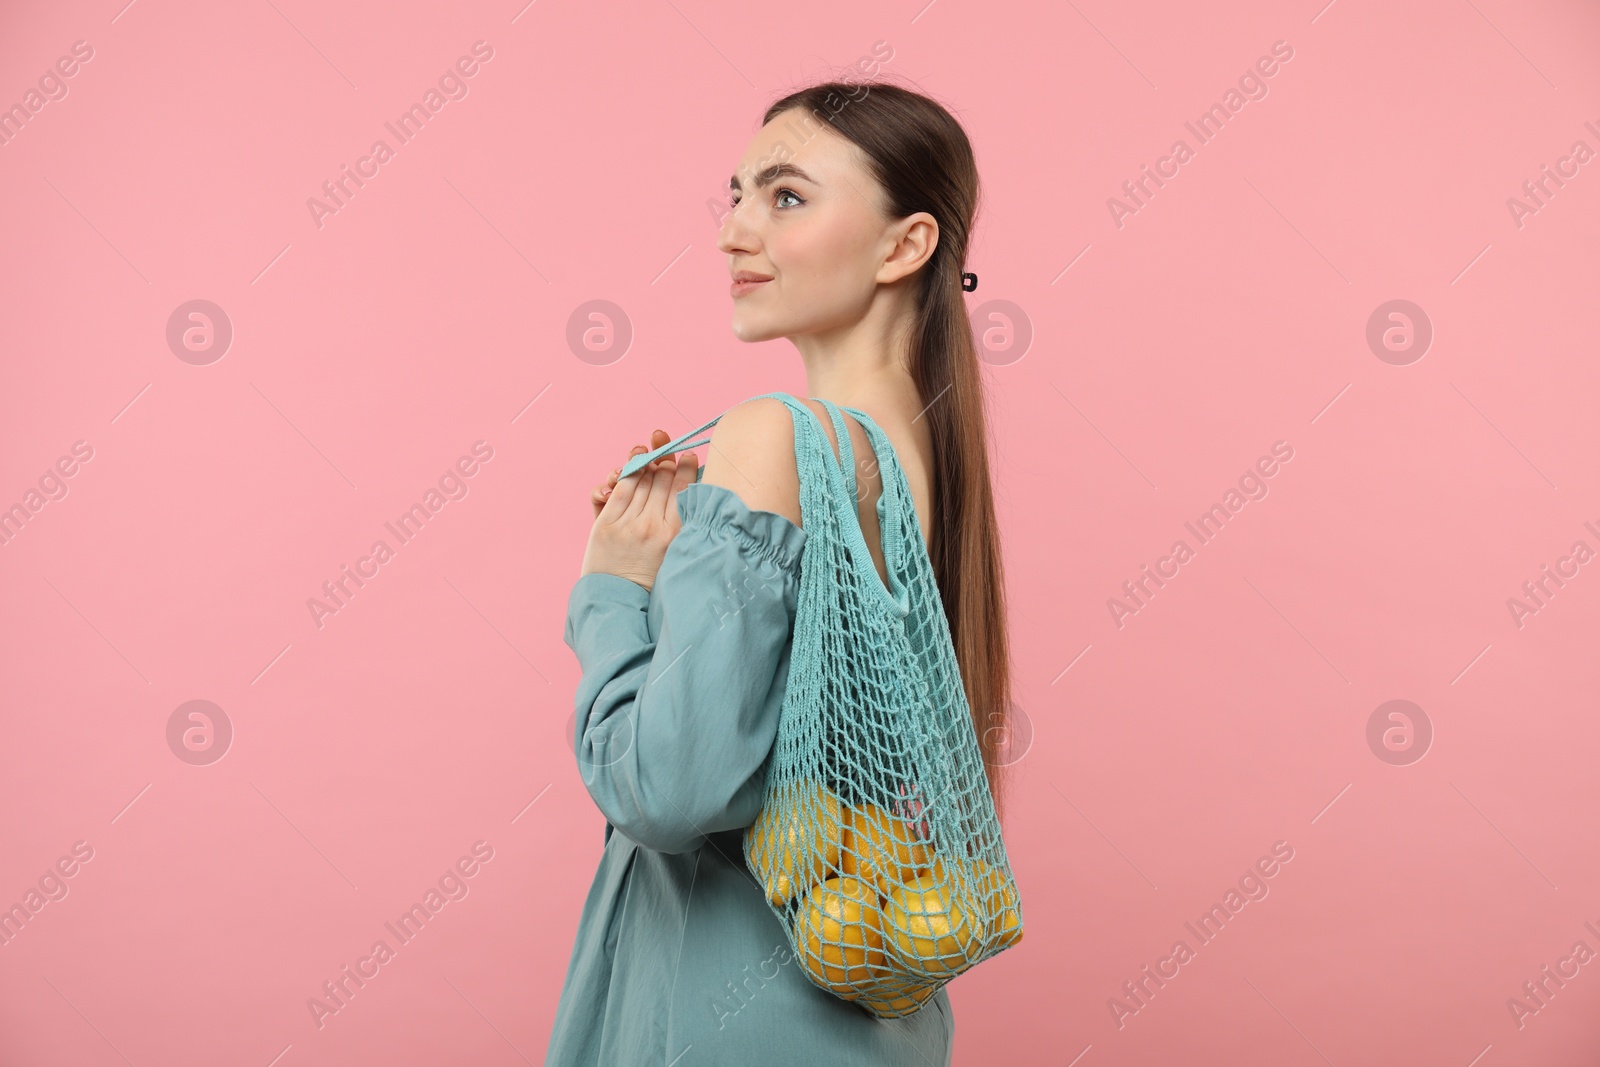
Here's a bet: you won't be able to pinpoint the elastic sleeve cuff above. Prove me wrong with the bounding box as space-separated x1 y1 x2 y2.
564 572 651 666
570 571 651 608
674 482 806 572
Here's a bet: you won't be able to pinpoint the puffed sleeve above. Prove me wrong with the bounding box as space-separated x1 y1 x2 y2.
563 481 807 854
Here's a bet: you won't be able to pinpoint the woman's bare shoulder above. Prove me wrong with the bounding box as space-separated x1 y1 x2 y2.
699 397 804 528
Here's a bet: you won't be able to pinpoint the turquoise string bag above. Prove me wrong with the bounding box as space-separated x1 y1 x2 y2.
619 391 1023 1018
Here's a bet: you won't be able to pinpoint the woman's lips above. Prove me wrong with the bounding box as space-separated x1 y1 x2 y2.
730 279 771 297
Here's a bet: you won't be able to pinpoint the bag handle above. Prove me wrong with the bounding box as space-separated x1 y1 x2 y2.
612 394 911 600
838 404 911 596
813 397 859 503
616 412 723 482
614 390 804 482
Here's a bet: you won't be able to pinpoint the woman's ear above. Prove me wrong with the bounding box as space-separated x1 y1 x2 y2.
879 212 938 285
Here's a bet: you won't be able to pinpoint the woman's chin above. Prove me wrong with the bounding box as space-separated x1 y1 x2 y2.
730 317 783 343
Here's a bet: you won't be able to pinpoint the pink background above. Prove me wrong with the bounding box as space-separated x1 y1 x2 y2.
2 0 1598 1063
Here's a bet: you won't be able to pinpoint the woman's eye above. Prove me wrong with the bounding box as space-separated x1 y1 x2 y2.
728 188 803 211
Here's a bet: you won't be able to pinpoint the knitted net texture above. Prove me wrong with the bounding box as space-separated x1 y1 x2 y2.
739 392 1024 1020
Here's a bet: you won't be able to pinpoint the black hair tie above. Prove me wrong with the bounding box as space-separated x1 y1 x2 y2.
961 272 978 292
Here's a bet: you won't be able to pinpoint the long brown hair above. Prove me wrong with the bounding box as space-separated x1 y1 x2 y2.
761 81 1014 820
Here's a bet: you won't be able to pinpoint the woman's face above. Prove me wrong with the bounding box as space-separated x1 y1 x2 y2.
716 110 904 343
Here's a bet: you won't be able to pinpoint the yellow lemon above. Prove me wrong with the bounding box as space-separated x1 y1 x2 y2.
922 854 961 890
991 891 1023 949
745 780 843 906
967 857 1023 950
794 876 888 996
882 872 982 975
840 802 931 897
857 976 937 1016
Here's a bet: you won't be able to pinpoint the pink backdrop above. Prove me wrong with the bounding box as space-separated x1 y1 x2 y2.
3 0 1598 1063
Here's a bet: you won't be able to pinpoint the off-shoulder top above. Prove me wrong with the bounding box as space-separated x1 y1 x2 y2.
545 479 954 1066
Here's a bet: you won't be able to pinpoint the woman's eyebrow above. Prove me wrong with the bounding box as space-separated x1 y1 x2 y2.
728 162 820 193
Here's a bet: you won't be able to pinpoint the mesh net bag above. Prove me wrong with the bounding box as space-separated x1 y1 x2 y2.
626 390 1024 1019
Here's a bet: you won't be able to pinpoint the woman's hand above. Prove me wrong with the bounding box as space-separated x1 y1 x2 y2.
592 430 671 519
580 434 700 592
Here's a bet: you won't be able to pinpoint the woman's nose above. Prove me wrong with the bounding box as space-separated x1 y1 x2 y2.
716 204 756 256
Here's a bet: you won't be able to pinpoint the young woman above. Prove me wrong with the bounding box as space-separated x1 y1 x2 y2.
547 80 1012 1066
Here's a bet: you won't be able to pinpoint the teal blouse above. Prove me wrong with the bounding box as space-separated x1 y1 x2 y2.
546 480 954 1066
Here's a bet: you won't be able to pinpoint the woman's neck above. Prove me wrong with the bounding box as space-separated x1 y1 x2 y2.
793 280 922 410
795 335 918 413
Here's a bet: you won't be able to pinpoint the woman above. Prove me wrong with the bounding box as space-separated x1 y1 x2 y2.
547 80 1012 1066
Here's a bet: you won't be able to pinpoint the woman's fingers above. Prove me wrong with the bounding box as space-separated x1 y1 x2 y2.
665 452 698 528
610 431 671 485
595 430 677 518
602 467 644 519
616 467 651 521
643 451 680 518
638 430 675 476
604 446 643 493
672 451 699 494
613 446 646 484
